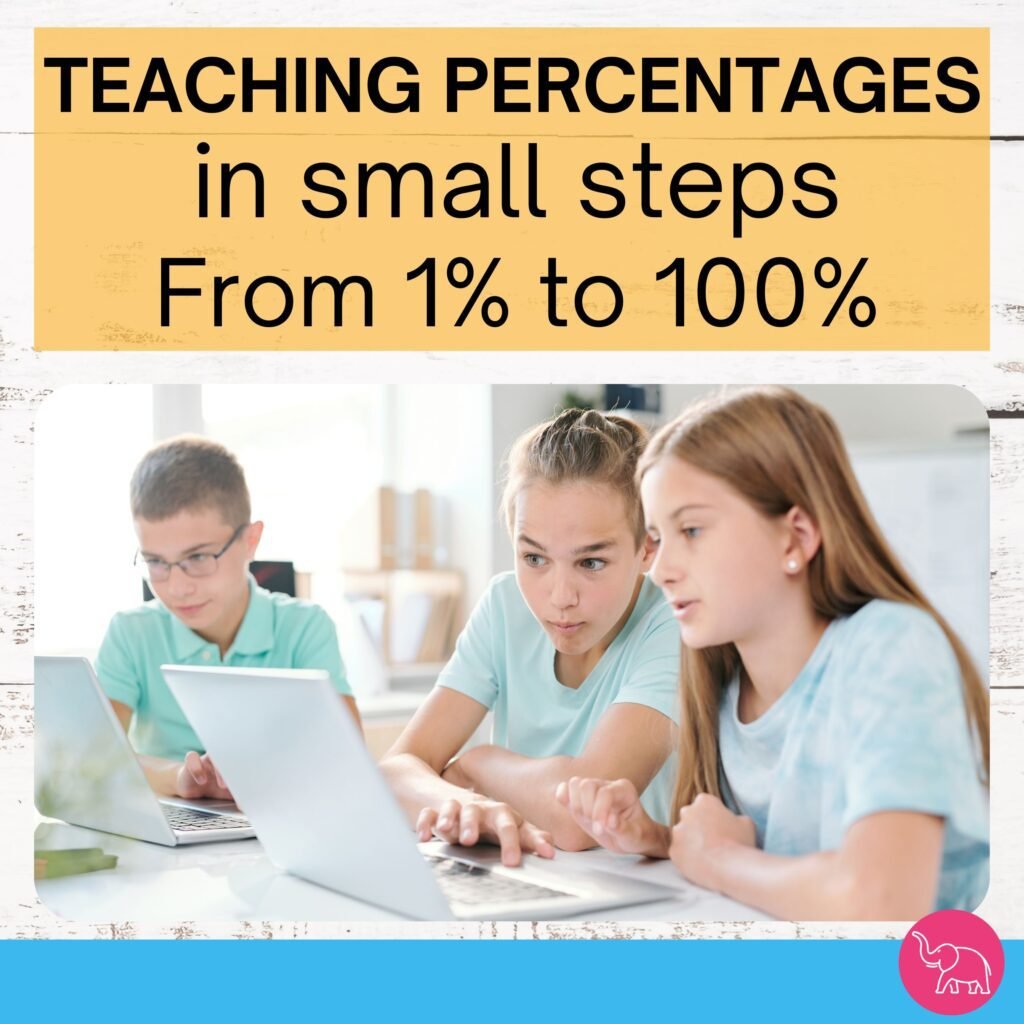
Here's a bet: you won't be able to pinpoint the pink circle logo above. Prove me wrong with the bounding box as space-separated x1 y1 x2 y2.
899 910 1004 1014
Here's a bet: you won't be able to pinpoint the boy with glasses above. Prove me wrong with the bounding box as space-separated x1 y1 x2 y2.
96 436 360 801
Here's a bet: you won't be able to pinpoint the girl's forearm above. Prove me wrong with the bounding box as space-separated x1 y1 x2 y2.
138 755 184 797
453 747 675 857
450 746 599 851
379 752 486 826
703 842 930 921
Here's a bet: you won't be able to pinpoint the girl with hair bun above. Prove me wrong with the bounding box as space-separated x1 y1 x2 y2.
558 387 988 918
381 408 680 866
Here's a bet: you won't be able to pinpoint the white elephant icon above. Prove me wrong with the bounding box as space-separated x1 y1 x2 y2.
911 930 992 995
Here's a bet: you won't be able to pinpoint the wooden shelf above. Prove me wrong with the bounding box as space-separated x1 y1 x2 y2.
341 568 463 668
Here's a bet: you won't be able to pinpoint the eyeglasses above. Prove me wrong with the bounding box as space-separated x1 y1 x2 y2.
135 523 248 583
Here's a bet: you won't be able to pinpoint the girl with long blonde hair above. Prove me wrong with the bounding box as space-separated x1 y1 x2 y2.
557 387 988 918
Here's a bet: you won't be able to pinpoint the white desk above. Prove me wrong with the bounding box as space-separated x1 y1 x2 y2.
35 821 770 924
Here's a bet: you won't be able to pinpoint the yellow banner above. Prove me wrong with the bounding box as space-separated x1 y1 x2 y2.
35 28 989 350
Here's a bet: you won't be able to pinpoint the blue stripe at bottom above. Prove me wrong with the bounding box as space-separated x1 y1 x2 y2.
0 938 1020 1021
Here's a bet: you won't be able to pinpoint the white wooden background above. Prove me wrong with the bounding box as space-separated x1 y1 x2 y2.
1 1 1022 940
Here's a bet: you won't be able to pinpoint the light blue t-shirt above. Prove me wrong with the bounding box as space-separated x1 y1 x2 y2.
718 599 989 911
437 572 681 824
96 575 352 760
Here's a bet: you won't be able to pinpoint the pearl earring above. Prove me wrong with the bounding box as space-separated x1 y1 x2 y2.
786 559 799 571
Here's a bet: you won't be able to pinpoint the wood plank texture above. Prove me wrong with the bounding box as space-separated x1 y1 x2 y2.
1 0 1022 939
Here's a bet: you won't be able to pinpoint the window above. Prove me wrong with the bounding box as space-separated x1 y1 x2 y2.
36 385 154 653
202 383 387 571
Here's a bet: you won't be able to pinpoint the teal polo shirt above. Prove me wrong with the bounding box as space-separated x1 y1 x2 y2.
95 576 351 759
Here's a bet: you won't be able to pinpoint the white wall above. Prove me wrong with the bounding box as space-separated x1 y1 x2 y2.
391 383 495 610
35 386 155 654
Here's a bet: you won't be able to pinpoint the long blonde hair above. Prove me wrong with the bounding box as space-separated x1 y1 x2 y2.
639 387 989 817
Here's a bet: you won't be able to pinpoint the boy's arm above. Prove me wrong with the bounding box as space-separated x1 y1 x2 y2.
379 687 554 866
110 700 231 800
341 695 362 732
443 701 674 851
294 607 364 735
668 795 943 920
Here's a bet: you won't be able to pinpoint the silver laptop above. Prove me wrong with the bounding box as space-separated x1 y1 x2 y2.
34 656 255 846
162 663 678 921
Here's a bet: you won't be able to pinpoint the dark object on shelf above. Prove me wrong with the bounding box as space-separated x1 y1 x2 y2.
604 385 662 414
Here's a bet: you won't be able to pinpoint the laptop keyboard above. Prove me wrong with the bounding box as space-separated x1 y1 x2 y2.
162 806 250 832
428 856 570 905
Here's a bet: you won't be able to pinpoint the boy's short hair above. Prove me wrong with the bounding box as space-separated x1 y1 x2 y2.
130 436 251 525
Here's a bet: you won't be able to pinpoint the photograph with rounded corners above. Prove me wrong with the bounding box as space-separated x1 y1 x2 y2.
33 382 989 926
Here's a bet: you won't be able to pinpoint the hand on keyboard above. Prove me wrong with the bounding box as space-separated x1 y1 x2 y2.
416 797 555 868
175 751 234 801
